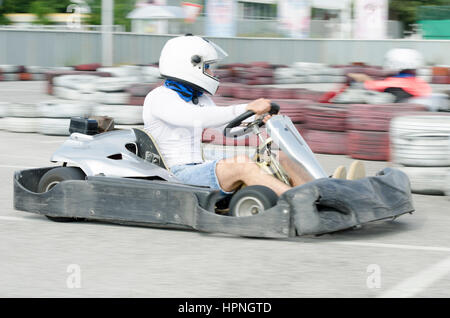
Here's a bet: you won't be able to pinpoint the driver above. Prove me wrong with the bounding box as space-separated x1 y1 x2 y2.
143 35 364 196
348 48 431 102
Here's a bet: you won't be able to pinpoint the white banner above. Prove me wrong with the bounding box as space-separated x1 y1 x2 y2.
278 0 311 38
354 0 388 39
182 2 203 23
205 0 236 37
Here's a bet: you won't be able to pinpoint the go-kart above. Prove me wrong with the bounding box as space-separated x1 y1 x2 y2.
13 103 414 238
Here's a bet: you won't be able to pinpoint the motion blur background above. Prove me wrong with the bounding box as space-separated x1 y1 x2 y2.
0 0 449 65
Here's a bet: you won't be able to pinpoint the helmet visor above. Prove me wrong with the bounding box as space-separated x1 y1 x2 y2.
203 37 228 60
203 62 219 82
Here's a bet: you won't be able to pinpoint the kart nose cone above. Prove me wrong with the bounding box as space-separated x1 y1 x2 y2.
266 115 328 180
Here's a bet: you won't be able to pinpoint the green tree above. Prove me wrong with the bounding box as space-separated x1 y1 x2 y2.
30 0 55 24
389 0 450 31
86 0 135 31
1 0 33 13
0 0 73 25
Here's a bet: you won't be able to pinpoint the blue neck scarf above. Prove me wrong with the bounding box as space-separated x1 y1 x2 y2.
165 79 203 104
393 72 415 78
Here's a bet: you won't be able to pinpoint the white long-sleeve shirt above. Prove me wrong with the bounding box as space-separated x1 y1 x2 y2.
143 86 248 167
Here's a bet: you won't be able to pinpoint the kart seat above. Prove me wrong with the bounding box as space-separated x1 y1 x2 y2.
132 128 169 170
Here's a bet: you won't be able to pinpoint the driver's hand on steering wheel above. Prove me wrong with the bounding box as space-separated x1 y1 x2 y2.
246 98 272 115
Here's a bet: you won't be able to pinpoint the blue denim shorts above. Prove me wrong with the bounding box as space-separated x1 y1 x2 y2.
170 160 233 194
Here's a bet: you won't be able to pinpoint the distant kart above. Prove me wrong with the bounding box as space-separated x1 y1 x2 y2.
14 104 414 238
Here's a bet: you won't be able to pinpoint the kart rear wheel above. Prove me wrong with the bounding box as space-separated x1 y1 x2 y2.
229 185 278 217
38 167 86 222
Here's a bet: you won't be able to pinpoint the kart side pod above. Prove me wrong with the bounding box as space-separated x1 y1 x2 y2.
13 167 414 238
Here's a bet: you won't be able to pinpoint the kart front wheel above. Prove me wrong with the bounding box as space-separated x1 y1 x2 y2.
38 167 86 222
229 185 278 217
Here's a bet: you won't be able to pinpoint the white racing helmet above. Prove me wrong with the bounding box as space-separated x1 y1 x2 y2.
383 48 424 73
159 35 228 95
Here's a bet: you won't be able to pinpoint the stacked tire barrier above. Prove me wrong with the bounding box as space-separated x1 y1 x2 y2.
1 103 40 133
47 66 163 130
37 100 93 135
0 100 92 135
127 82 163 106
390 114 450 195
303 104 348 155
346 104 428 161
0 65 73 82
0 62 444 85
215 62 275 85
47 70 111 95
431 66 450 84
2 62 449 173
0 102 10 131
0 64 164 135
275 62 348 84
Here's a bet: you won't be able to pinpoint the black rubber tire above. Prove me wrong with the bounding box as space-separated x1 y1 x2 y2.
37 167 86 222
229 185 278 217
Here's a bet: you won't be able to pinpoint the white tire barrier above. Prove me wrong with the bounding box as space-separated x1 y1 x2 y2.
418 75 432 83
37 100 93 118
31 73 47 81
445 174 450 196
274 64 346 84
53 86 96 101
8 103 39 117
25 66 50 74
53 75 98 93
50 67 74 72
396 166 450 195
95 77 137 92
53 86 81 100
331 88 396 104
0 65 20 73
2 73 21 81
0 102 9 117
293 62 327 76
38 118 71 136
274 68 297 78
391 133 450 167
119 65 143 77
93 92 130 105
274 77 302 84
408 93 450 112
92 104 143 125
390 115 450 137
97 67 135 78
141 66 161 77
417 68 432 77
2 117 39 133
364 91 397 105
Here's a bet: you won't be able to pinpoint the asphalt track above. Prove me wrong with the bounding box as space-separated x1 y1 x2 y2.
1 82 449 297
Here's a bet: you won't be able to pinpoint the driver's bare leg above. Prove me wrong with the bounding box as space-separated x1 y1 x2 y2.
278 151 314 187
215 155 291 196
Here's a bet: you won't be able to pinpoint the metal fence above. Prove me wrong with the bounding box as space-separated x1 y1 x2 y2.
1 29 450 67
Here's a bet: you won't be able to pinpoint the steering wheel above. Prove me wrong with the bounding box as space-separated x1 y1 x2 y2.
223 102 280 138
